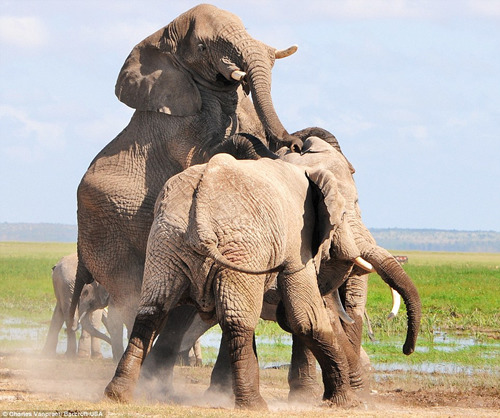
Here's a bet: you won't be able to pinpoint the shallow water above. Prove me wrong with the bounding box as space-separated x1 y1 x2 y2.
1 318 498 377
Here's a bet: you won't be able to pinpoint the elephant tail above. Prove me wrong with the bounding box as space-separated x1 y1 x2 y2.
203 242 282 275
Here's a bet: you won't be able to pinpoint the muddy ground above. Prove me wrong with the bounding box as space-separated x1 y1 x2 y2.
0 350 498 417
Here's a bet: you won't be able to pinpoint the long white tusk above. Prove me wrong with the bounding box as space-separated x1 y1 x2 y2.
231 70 246 81
387 288 401 320
353 256 375 273
275 44 298 59
333 289 355 325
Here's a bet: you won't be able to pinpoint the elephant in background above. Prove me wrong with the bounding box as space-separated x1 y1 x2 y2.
105 153 381 409
71 3 299 361
42 253 110 358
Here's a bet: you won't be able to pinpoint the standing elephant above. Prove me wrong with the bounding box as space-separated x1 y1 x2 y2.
71 3 299 361
104 152 385 409
272 134 421 399
42 253 110 358
143 129 417 401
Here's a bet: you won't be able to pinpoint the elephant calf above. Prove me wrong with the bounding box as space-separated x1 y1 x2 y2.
42 253 110 358
105 153 376 409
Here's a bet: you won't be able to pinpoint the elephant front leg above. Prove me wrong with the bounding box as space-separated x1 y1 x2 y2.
216 272 267 410
280 263 355 407
105 312 165 402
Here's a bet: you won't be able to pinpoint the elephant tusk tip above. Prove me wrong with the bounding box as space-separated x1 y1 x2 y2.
387 312 396 320
231 70 246 81
353 256 375 273
275 44 298 59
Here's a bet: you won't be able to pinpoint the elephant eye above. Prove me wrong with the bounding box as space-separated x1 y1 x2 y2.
197 43 207 53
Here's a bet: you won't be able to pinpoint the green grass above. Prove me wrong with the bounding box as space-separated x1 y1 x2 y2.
0 242 76 320
1 243 499 371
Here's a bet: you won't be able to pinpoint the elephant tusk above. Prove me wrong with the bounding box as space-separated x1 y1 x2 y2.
72 310 85 332
231 70 246 81
333 289 355 325
275 44 298 59
353 256 375 273
387 288 402 320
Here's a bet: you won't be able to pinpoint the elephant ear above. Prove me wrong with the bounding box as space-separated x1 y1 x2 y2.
306 168 358 272
115 28 201 115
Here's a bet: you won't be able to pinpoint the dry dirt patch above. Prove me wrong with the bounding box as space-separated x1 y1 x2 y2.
0 350 498 417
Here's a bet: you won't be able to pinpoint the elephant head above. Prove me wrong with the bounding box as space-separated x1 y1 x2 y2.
77 281 111 345
115 4 298 148
279 136 421 355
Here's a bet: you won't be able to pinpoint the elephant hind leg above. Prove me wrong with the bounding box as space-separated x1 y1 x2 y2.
216 271 267 410
105 265 188 402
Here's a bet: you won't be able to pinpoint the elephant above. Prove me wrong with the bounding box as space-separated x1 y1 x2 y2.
104 151 395 409
141 129 415 402
42 253 110 358
71 3 300 361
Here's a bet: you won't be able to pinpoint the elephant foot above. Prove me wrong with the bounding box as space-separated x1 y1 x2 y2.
322 389 359 408
91 352 104 359
104 378 134 403
235 394 268 411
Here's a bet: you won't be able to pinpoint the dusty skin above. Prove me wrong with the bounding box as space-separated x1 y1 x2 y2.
0 350 498 417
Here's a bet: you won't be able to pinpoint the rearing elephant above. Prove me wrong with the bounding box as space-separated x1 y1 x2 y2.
71 4 299 360
105 153 376 409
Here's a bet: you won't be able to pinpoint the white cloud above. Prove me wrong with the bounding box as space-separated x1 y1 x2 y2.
0 16 49 48
0 105 65 162
79 20 160 51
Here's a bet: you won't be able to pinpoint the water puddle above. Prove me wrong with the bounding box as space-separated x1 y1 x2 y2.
1 318 497 377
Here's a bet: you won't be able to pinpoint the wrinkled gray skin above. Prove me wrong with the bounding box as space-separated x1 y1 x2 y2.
105 153 369 409
146 130 421 403
71 4 299 361
42 253 110 358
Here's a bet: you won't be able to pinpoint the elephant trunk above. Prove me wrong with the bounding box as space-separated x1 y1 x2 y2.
209 133 279 160
80 311 112 345
349 219 421 355
241 48 298 150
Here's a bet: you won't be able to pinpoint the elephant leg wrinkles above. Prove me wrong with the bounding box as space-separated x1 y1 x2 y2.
215 270 267 410
278 262 355 407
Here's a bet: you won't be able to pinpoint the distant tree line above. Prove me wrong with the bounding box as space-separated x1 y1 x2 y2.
1 224 499 252
371 228 500 253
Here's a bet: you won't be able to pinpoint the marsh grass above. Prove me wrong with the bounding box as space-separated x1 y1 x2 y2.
0 242 76 320
1 243 499 370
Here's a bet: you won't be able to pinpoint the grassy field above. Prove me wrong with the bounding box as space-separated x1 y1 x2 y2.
0 242 499 370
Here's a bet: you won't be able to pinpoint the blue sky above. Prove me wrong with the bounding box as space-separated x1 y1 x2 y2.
1 0 499 231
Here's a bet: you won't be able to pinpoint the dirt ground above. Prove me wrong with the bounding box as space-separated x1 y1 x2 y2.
0 350 499 417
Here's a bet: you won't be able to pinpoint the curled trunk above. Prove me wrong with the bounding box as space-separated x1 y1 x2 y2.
79 311 112 345
350 221 421 354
